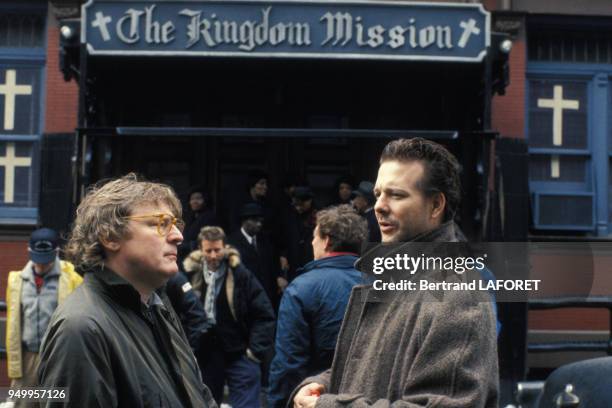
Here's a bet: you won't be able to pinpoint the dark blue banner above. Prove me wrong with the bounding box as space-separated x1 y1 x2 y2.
82 0 490 62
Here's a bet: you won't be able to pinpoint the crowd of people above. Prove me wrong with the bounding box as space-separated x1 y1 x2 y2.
5 137 499 408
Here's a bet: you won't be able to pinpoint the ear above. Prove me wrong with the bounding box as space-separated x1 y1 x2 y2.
100 237 121 253
323 234 333 252
430 192 447 221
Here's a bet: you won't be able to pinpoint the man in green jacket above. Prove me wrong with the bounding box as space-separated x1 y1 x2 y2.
292 138 498 408
38 174 216 408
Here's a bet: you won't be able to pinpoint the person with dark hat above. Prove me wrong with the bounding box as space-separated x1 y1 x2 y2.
228 203 282 308
279 186 317 282
6 228 82 407
351 180 382 243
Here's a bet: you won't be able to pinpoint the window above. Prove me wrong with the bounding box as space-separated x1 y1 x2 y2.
0 5 45 224
0 141 38 206
529 29 612 65
528 77 595 231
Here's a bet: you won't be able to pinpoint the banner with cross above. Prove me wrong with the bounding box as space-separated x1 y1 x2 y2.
82 0 490 62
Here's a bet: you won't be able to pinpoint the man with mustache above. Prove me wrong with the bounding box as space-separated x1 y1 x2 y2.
291 138 498 408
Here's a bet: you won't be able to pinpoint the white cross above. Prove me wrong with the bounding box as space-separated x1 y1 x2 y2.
0 142 32 204
537 85 579 179
92 11 112 41
0 70 32 131
458 19 480 48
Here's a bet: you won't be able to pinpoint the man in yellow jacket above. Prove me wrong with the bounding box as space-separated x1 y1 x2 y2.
6 228 82 406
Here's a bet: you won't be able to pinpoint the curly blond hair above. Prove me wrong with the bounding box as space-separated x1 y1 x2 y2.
64 173 182 272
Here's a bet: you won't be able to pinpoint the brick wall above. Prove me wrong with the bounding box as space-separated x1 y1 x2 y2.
0 241 29 296
529 309 609 331
44 23 78 134
491 38 526 139
483 0 497 11
0 16 78 387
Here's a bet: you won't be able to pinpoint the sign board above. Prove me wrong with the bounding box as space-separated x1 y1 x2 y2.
82 0 490 62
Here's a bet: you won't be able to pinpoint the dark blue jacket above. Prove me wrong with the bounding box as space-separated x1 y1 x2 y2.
267 254 363 408
165 272 210 353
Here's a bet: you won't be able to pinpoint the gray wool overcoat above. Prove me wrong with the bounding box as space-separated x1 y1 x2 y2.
289 221 499 408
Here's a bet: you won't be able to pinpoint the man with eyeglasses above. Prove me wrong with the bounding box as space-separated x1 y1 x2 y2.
38 174 217 407
6 228 82 407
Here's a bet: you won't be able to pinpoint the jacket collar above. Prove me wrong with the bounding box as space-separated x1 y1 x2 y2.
20 258 61 281
183 245 242 274
89 267 156 311
299 254 359 274
95 266 134 287
408 220 463 243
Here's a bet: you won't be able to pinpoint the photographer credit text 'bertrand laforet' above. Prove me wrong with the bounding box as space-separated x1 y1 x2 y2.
371 252 540 292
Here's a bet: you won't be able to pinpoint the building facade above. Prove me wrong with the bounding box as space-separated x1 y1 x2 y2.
0 0 610 398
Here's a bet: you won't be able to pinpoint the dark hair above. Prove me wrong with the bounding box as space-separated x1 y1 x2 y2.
188 185 213 208
247 169 268 190
198 226 226 246
333 174 354 191
380 137 461 222
316 205 368 254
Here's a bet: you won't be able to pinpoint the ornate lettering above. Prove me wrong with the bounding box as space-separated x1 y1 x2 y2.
116 8 144 44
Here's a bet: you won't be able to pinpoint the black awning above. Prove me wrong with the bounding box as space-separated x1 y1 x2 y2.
111 127 459 139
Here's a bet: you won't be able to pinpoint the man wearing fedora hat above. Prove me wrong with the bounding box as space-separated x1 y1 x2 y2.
228 203 282 309
351 181 381 243
6 228 82 406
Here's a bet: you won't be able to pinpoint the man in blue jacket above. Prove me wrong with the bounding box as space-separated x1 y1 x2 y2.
267 205 368 408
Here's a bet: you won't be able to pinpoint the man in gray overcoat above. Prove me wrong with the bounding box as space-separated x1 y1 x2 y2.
291 138 498 408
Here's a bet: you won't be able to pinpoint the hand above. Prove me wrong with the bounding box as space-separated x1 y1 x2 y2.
293 383 324 408
277 276 289 293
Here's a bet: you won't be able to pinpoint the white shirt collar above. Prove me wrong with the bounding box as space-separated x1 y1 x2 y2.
241 227 255 245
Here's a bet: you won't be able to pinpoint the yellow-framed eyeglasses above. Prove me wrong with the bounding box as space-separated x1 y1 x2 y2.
123 213 185 237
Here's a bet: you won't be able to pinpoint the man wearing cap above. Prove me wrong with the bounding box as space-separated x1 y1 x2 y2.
280 186 317 282
228 203 282 309
351 181 381 243
6 228 82 406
